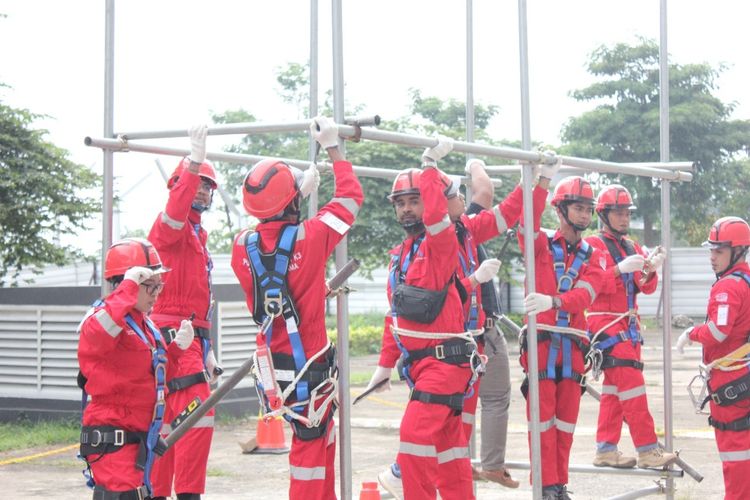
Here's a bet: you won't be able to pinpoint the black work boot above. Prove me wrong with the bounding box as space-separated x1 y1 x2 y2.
558 484 573 500
542 485 560 500
176 494 201 500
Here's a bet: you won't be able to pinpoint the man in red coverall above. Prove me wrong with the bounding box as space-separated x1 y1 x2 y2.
231 116 363 500
521 173 606 500
149 125 221 500
585 184 676 469
78 238 172 499
676 216 750 500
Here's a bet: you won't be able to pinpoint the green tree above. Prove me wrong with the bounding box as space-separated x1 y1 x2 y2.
0 96 100 286
561 38 750 245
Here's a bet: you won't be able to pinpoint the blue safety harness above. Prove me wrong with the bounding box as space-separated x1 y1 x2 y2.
79 300 167 495
590 234 642 352
244 226 309 408
546 237 592 381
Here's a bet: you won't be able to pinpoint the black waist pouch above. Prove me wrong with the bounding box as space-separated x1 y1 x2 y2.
392 283 449 323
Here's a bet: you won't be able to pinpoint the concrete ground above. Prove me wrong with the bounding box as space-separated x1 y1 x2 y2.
0 328 725 499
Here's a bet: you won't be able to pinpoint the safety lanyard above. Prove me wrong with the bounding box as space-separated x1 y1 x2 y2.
549 238 590 379
246 225 309 404
599 233 641 347
456 225 479 330
122 313 166 496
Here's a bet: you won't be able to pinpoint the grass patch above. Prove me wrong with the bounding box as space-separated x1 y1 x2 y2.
0 419 79 452
206 467 233 477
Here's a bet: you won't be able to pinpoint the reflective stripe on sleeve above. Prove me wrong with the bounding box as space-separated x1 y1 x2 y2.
94 309 121 338
574 280 597 302
492 206 508 234
297 224 306 241
331 197 360 217
161 212 185 230
426 215 451 235
707 321 727 342
290 465 326 481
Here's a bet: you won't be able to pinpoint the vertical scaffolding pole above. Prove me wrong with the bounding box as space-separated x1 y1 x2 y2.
659 1 675 498
101 0 115 295
307 0 319 218
331 1 351 498
517 1 542 498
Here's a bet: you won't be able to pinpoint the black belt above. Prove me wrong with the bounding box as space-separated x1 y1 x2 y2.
707 372 750 407
80 426 145 457
601 356 644 371
405 338 475 366
160 326 211 345
708 414 750 432
93 485 149 500
167 370 209 392
290 410 336 441
409 389 464 414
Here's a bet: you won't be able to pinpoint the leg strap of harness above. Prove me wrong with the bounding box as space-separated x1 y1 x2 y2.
93 485 150 500
404 338 476 365
708 413 750 432
80 426 146 457
409 389 465 415
708 372 750 407
289 405 336 441
520 369 587 399
601 356 644 371
167 371 210 392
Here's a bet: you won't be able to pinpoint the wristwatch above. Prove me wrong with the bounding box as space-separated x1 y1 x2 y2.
552 296 562 309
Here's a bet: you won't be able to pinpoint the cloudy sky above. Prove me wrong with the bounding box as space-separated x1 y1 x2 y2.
2 0 748 255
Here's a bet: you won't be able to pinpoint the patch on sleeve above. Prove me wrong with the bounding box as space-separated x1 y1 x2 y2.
600 256 607 270
320 212 351 235
716 304 729 326
715 292 728 303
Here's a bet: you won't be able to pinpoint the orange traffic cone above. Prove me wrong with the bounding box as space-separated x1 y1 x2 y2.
359 481 381 500
249 415 290 455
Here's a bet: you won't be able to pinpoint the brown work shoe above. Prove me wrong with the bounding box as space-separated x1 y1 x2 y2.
471 464 483 481
638 447 678 469
480 467 520 488
593 450 636 468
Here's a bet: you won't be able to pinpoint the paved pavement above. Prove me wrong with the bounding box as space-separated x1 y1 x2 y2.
0 328 725 499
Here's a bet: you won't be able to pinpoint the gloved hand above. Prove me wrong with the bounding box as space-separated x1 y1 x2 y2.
617 254 645 274
539 151 562 179
188 124 207 164
473 259 501 284
524 292 554 315
173 319 194 350
123 266 155 285
310 115 339 149
422 135 454 167
365 366 392 393
676 327 693 354
465 158 486 175
646 246 666 271
299 164 320 198
206 350 222 384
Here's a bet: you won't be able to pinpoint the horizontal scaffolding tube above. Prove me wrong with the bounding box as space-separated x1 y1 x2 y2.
105 120 692 181
485 161 695 176
607 485 665 500
83 137 503 188
485 460 683 478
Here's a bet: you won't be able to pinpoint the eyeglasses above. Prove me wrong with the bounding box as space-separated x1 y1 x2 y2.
140 282 164 296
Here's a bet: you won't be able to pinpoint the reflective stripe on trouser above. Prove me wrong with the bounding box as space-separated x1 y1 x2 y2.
527 377 583 487
398 400 474 500
151 384 214 497
596 365 658 452
712 400 750 500
479 328 511 470
289 416 336 500
88 443 144 492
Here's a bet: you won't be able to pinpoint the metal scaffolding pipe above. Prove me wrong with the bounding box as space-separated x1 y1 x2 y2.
101 0 115 296
485 162 695 175
117 120 313 140
495 460 683 478
607 485 666 500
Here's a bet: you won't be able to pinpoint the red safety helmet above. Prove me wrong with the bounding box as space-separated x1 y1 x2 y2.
596 184 637 213
551 176 595 207
702 216 750 249
104 238 167 279
388 168 459 201
243 158 304 219
167 158 218 190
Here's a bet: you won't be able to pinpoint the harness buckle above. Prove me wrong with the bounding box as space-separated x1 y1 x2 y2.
90 429 102 447
264 290 283 317
723 386 738 401
557 275 574 293
113 429 125 447
435 344 445 360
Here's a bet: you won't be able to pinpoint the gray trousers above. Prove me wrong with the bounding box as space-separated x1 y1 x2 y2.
479 324 512 470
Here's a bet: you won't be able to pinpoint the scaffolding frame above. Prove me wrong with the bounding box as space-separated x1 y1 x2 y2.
88 1 697 499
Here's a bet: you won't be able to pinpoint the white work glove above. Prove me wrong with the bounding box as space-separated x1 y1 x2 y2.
123 266 155 285
524 292 554 315
206 350 222 384
473 259 501 284
539 151 562 179
310 115 339 149
465 158 486 175
422 135 454 166
173 319 194 350
646 246 666 272
299 164 320 198
187 124 207 164
617 254 645 274
365 366 392 393
676 327 693 354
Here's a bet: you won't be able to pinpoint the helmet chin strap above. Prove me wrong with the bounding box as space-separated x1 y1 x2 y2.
599 211 628 237
560 204 589 233
717 246 749 278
